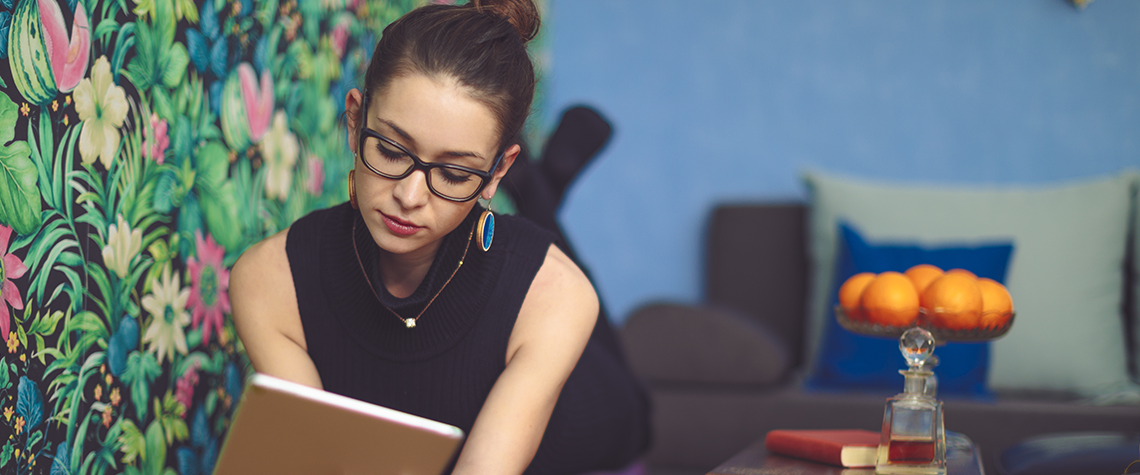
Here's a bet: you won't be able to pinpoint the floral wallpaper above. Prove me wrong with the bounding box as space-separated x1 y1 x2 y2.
0 0 435 473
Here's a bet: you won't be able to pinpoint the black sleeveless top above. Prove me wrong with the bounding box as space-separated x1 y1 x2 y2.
286 203 650 475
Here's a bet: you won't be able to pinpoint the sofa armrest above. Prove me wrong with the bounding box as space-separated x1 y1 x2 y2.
621 302 792 386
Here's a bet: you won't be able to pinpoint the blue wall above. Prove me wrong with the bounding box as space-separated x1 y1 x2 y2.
543 0 1140 324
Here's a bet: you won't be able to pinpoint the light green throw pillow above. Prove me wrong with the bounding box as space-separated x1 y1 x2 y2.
803 170 1139 396
1134 186 1140 385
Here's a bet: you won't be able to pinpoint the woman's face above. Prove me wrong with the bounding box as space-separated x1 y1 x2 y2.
346 73 517 260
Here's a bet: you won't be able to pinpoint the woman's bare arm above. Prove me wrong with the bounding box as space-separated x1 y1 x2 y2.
450 244 599 475
230 230 324 389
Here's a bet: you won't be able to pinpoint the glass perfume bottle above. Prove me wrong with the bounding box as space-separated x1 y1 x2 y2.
876 328 946 475
919 355 938 398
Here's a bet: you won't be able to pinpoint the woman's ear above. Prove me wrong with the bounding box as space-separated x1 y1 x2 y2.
345 88 363 153
481 144 521 200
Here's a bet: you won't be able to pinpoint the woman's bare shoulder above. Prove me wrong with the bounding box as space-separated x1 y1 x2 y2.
231 228 322 386
233 229 289 274
230 229 297 327
530 244 597 308
507 244 599 363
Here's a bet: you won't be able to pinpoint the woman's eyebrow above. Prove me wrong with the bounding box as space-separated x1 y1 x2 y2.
442 150 484 160
376 118 415 144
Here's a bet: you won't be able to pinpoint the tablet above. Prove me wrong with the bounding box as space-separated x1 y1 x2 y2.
215 373 465 475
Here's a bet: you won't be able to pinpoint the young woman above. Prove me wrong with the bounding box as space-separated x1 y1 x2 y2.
229 1 651 474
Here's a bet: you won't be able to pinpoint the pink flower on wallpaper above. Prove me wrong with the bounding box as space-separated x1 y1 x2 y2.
187 231 230 345
42 0 90 93
175 362 200 412
330 18 350 59
143 113 169 163
0 225 27 343
307 156 325 196
238 63 274 143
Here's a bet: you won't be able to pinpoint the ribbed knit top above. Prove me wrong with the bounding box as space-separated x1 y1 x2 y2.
286 203 651 475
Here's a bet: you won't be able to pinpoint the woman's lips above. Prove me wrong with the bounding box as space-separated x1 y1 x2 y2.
381 212 422 236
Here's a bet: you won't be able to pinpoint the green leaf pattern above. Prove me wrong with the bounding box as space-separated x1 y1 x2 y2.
0 94 40 235
0 0 494 473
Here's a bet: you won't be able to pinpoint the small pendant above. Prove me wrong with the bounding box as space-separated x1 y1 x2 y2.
405 318 416 328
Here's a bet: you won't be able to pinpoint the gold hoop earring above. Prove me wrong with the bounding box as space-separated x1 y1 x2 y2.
348 170 358 209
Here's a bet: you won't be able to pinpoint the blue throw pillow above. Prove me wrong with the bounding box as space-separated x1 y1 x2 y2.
804 222 1014 398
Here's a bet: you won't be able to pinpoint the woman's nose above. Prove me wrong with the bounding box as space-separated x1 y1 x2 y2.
393 169 431 208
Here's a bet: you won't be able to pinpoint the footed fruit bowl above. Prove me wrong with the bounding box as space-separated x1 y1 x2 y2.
835 306 1015 343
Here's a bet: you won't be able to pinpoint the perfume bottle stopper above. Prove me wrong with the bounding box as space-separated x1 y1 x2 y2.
900 327 935 370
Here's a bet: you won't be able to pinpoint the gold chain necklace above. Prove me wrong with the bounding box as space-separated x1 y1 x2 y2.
352 215 475 328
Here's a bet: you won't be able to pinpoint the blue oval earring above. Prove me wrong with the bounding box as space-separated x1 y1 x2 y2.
476 209 494 252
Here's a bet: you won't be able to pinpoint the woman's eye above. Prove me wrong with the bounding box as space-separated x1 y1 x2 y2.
376 143 408 161
438 168 474 185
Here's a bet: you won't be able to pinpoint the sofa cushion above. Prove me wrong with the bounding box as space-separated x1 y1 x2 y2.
803 170 1139 397
622 303 791 386
805 222 1013 397
705 204 808 369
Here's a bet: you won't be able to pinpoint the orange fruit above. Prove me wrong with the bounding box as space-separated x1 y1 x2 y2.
839 272 876 321
860 271 920 327
977 277 1013 329
905 264 944 295
946 268 977 279
922 271 983 330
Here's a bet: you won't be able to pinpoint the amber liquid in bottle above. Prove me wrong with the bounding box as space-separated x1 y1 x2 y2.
887 437 936 464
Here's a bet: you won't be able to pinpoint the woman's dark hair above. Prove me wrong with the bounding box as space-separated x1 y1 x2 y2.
359 0 541 152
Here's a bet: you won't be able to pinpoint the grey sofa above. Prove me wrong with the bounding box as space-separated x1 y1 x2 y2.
620 203 1140 475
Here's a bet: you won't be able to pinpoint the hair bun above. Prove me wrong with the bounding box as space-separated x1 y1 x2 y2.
471 0 541 43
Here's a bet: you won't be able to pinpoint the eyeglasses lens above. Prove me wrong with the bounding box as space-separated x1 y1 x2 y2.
362 134 484 201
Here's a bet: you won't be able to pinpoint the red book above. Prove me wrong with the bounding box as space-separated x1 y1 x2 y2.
764 429 880 468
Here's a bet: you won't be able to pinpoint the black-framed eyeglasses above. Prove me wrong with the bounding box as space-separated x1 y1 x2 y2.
357 127 505 202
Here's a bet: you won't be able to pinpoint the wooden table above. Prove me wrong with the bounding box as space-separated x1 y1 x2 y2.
707 432 985 475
